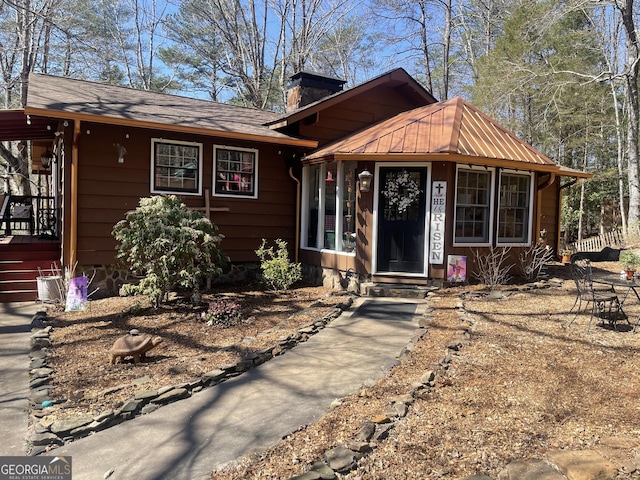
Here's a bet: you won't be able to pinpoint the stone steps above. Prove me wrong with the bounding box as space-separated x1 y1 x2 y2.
361 282 439 298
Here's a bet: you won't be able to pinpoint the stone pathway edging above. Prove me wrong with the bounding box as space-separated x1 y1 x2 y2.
26 294 355 455
280 291 472 480
283 278 640 480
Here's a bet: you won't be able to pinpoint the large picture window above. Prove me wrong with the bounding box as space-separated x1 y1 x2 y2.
454 167 493 244
151 139 202 195
214 146 258 198
497 172 533 245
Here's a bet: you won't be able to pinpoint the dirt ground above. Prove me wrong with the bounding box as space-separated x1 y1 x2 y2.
43 284 345 420
42 262 640 479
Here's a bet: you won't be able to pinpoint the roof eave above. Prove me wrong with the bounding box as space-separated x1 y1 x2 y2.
24 107 318 148
302 152 566 173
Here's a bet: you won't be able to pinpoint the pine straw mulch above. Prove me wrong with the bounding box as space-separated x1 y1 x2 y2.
214 262 640 479
42 284 345 422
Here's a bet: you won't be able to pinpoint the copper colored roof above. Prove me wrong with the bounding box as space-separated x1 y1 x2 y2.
23 74 316 147
304 97 567 174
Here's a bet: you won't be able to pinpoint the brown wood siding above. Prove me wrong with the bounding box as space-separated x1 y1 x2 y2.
73 122 300 266
298 86 424 147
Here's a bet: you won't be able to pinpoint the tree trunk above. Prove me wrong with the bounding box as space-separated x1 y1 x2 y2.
619 0 640 227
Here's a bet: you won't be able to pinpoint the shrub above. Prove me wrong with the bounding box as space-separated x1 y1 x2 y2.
112 195 227 307
473 246 513 288
201 299 243 327
255 238 302 293
519 242 555 282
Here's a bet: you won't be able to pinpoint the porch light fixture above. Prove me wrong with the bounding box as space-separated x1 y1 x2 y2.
358 168 373 192
40 149 54 169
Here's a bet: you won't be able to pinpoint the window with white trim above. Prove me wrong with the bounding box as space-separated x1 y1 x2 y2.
454 167 493 244
151 139 202 195
213 146 258 198
497 171 533 244
301 162 357 254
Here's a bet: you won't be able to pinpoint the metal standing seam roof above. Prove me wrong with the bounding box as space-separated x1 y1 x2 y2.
23 74 317 147
303 96 565 173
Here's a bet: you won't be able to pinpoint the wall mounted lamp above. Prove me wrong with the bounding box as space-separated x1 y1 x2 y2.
358 167 373 192
40 149 54 169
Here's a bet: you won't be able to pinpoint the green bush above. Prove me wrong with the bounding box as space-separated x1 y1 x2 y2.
255 238 302 293
112 195 227 307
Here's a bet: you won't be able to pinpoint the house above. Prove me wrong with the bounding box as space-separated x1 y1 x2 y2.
0 68 590 300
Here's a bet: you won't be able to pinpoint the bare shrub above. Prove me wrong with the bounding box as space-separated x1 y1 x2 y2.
473 246 513 288
519 243 555 281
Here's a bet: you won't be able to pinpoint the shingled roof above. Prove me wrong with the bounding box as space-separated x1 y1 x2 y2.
23 74 316 147
303 97 568 173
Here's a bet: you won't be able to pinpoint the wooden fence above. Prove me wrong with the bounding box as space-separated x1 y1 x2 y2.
569 226 640 253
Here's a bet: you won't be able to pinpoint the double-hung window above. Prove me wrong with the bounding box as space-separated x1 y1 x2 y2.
454 167 494 245
497 171 533 245
214 146 258 198
151 139 202 195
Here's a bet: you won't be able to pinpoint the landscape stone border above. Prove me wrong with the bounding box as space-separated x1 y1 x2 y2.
25 294 355 455
280 277 636 480
282 291 471 480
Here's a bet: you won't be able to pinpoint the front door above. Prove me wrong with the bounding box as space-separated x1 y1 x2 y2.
376 166 427 273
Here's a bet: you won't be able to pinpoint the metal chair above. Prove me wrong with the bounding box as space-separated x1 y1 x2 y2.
567 259 624 332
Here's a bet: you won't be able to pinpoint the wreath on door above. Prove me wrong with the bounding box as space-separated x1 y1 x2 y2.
382 170 422 213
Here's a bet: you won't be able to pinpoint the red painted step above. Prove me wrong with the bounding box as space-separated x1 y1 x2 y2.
0 239 61 302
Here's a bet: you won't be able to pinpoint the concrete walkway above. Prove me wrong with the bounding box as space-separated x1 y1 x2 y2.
0 301 41 456
45 297 425 480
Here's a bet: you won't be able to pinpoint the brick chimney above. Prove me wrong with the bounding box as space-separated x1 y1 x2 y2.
286 71 346 113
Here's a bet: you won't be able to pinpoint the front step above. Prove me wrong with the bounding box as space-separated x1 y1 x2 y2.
361 283 439 298
0 239 61 302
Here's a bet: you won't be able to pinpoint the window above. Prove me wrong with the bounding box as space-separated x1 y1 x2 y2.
497 172 532 245
454 167 493 244
301 162 357 254
151 139 202 195
214 146 258 198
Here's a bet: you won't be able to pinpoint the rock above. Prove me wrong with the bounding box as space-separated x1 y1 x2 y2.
355 421 376 442
151 388 189 404
372 423 394 442
324 446 357 473
30 357 47 369
29 432 63 446
30 388 51 405
500 459 564 479
30 367 53 378
546 450 617 480
134 389 158 400
118 399 144 414
371 414 391 424
309 461 337 479
202 369 226 384
50 415 94 436
141 404 160 415
384 402 408 418
346 441 372 453
30 336 51 350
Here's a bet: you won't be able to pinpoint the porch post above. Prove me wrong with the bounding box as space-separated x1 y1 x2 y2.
70 120 80 267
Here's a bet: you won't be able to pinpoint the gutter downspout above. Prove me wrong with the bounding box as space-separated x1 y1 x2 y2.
289 167 300 263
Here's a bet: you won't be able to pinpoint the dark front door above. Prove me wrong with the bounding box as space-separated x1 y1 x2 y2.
376 166 427 273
